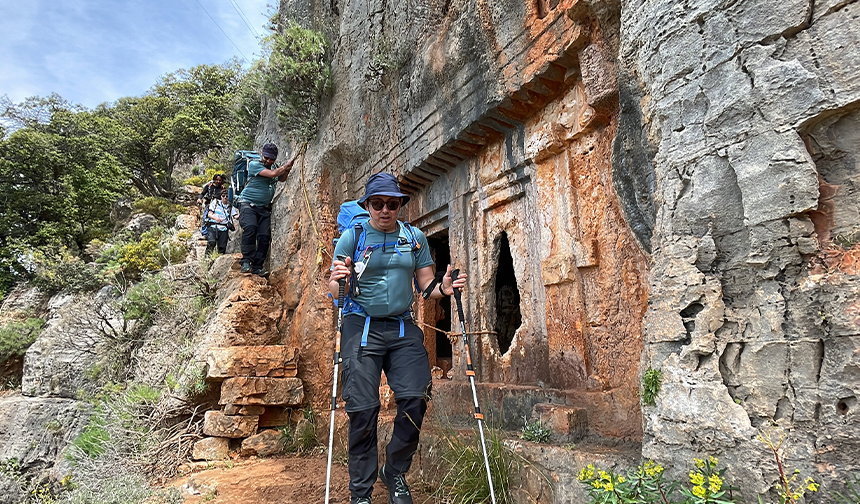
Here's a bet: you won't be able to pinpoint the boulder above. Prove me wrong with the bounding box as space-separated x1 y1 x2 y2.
22 288 121 399
202 411 258 438
123 212 159 239
191 437 230 461
240 429 284 457
0 395 91 474
219 377 304 406
206 346 298 380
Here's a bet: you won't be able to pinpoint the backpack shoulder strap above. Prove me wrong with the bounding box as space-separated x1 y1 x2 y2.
352 222 366 262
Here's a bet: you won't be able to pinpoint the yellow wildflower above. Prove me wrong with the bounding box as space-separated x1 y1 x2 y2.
806 479 819 492
709 455 719 466
690 472 705 486
708 474 723 493
694 458 705 469
692 485 707 499
618 476 626 484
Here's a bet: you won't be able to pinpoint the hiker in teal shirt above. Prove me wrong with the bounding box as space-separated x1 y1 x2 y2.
236 143 295 276
328 173 467 504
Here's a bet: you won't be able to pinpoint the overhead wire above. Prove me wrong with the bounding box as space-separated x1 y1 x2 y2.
226 0 262 40
191 0 248 60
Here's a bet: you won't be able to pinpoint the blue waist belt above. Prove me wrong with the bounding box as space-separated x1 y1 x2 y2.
339 298 411 360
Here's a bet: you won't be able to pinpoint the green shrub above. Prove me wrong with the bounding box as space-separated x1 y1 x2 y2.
117 228 187 279
0 457 23 480
59 473 182 504
132 197 183 223
263 20 332 142
0 317 45 362
521 417 551 444
642 367 663 406
280 409 318 454
435 427 525 504
70 415 110 459
183 167 221 188
31 248 104 294
119 274 175 328
835 474 860 504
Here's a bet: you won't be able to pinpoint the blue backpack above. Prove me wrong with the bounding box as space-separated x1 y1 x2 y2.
332 200 422 307
229 150 261 205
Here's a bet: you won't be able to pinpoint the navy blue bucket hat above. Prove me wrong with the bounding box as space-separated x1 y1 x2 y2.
358 172 410 208
261 143 278 159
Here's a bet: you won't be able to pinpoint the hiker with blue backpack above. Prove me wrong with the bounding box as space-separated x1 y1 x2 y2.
234 143 296 276
197 173 226 238
327 172 466 504
205 189 238 254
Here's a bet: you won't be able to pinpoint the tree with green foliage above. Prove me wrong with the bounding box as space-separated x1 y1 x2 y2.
0 100 130 291
106 61 245 197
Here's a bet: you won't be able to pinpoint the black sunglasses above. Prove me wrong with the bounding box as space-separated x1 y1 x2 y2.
367 199 401 211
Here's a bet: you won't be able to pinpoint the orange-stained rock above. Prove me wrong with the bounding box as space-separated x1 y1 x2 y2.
191 437 230 461
240 429 285 457
258 407 295 427
206 346 298 380
203 411 258 438
239 405 266 416
219 377 304 406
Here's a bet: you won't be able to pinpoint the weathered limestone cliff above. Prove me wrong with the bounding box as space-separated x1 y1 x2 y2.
620 0 860 496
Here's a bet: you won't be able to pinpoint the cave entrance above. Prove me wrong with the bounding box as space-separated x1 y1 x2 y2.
427 234 453 374
494 231 522 354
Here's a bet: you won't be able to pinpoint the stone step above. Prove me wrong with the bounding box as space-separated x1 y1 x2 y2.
202 411 258 438
218 377 304 406
427 380 639 441
530 402 587 444
206 345 298 380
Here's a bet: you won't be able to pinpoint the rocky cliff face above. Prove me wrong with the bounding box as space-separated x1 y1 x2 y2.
619 0 860 497
258 0 859 500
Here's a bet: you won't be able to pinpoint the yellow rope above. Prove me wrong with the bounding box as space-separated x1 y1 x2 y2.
412 319 497 344
296 142 331 266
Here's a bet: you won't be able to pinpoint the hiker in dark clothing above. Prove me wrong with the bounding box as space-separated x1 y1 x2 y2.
205 190 238 254
235 143 296 276
328 173 467 504
197 173 226 206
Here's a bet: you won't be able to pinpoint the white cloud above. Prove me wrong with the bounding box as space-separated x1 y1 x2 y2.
0 0 269 108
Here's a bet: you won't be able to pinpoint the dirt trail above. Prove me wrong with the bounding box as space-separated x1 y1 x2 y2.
173 453 436 503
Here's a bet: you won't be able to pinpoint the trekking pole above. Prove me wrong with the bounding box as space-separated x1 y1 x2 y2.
451 269 497 504
324 275 346 504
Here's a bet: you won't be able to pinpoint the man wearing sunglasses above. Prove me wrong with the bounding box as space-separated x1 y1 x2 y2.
235 142 295 276
328 172 466 504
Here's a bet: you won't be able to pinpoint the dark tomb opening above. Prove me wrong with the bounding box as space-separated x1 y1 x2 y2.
427 235 452 361
494 231 522 354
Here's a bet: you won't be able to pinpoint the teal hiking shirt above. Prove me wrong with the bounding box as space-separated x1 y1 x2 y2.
239 160 279 206
333 221 433 318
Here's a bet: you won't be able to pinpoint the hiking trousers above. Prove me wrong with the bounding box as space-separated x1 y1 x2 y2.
206 227 228 254
237 201 271 268
340 315 432 498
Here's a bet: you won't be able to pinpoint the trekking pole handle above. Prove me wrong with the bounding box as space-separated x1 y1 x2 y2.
450 269 466 321
337 277 346 305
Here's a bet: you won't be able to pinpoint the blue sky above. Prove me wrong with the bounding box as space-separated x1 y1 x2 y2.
0 0 270 109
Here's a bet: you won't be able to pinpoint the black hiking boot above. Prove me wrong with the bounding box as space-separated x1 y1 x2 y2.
240 260 251 274
351 498 372 504
379 465 412 504
251 267 268 277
